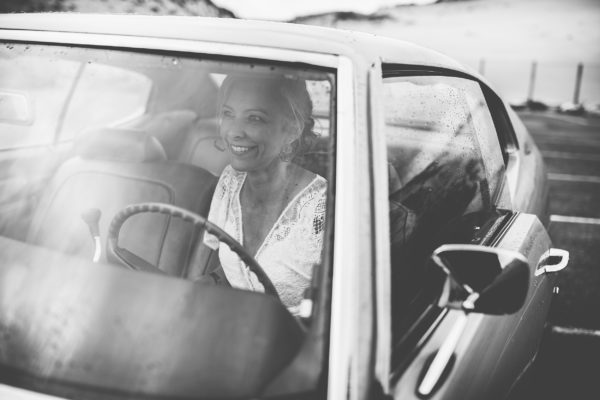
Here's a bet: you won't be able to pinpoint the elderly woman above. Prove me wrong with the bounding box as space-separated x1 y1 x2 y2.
202 74 327 310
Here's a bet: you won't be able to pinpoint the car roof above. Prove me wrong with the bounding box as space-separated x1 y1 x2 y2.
0 13 472 73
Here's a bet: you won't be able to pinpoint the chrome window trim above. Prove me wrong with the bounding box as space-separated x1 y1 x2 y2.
327 55 357 400
368 63 392 393
505 149 521 206
467 83 512 208
0 383 67 400
0 30 340 69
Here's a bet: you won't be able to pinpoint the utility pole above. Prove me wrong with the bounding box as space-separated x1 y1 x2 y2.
527 60 537 102
573 62 584 105
478 58 486 76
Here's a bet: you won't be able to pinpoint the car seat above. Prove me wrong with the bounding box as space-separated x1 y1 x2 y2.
26 127 217 277
173 118 230 176
134 109 198 160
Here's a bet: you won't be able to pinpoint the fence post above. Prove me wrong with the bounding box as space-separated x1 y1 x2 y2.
573 62 584 105
527 60 537 101
478 58 486 76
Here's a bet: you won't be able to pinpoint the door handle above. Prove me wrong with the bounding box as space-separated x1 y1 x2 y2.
417 313 468 397
535 248 569 276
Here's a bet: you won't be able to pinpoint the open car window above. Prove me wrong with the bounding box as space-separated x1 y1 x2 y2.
0 42 335 399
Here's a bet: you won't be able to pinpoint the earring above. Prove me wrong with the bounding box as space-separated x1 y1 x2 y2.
279 142 294 162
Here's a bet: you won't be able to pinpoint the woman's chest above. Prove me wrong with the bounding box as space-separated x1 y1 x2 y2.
239 199 285 257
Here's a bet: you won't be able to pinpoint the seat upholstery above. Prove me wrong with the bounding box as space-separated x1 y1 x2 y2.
135 109 198 160
175 118 230 176
27 128 217 277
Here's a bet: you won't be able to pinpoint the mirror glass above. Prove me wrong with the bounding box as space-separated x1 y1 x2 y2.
432 244 504 292
432 244 530 315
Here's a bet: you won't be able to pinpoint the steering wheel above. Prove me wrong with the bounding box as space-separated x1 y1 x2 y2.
107 202 280 300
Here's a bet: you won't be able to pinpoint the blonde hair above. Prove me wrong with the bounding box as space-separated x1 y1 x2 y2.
217 74 317 157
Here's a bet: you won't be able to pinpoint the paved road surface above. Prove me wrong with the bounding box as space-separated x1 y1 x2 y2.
509 112 600 400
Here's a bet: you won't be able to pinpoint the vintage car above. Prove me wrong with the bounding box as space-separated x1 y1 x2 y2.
0 13 568 400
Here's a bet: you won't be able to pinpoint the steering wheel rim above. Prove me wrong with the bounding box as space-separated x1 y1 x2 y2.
107 202 280 300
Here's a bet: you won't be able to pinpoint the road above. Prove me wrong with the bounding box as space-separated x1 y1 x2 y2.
509 112 600 400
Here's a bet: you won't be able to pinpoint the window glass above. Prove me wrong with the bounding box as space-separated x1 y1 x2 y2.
60 63 152 140
0 48 80 148
383 75 496 341
0 42 335 398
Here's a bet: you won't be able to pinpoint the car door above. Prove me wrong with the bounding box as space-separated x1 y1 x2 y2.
373 68 566 400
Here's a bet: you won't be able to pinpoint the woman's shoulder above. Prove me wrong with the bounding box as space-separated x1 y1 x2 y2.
292 168 326 237
296 165 327 187
293 167 327 211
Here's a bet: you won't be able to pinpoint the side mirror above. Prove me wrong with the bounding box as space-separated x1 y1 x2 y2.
431 244 529 315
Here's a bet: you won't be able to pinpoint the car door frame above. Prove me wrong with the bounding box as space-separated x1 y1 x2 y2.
370 63 556 399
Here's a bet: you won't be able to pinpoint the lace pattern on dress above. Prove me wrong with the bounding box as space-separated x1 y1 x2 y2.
203 165 327 309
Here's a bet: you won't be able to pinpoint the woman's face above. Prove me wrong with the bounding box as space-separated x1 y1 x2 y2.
219 79 295 173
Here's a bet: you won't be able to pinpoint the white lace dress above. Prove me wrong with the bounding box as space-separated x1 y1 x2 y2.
203 165 327 310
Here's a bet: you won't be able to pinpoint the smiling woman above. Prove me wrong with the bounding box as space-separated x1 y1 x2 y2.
201 74 327 311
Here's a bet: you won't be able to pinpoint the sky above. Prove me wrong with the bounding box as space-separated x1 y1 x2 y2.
293 0 600 104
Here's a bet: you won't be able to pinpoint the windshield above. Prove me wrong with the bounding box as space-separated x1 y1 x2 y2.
0 42 335 399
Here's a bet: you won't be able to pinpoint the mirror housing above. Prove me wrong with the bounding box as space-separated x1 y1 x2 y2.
431 244 530 315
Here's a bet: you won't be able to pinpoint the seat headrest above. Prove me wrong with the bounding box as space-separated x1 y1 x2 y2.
75 128 168 163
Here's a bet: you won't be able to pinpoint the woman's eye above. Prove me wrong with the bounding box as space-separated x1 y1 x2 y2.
247 115 265 123
221 110 234 119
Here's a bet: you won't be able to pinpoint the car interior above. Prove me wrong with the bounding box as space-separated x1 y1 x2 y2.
0 44 333 278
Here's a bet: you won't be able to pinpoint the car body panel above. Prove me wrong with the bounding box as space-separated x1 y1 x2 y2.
505 106 550 222
391 213 553 400
0 13 465 72
0 383 65 400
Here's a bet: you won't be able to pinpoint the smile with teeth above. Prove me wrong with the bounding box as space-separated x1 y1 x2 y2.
230 144 256 155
